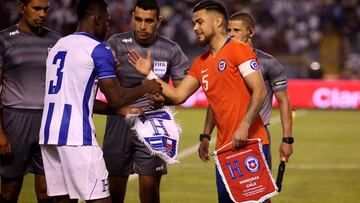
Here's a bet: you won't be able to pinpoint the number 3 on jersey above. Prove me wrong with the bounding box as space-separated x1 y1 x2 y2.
48 51 67 94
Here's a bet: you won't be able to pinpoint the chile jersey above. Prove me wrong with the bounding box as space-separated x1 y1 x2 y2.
188 38 268 149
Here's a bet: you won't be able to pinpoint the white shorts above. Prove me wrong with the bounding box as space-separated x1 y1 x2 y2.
41 145 110 200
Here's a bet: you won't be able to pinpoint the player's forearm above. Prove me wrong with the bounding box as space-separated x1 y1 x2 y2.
242 87 267 125
277 93 292 137
203 106 216 135
117 85 152 106
156 79 184 105
93 100 116 115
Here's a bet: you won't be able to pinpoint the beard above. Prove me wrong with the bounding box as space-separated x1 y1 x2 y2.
196 30 214 48
197 37 209 48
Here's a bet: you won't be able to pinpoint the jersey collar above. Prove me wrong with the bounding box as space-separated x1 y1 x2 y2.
73 32 102 42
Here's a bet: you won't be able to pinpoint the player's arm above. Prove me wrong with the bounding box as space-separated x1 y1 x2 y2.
232 61 267 150
97 77 161 109
198 105 216 162
93 99 141 116
268 57 293 162
275 90 293 162
0 68 12 155
128 49 200 104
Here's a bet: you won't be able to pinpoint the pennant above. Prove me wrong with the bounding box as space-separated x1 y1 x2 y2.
127 107 181 164
213 139 278 203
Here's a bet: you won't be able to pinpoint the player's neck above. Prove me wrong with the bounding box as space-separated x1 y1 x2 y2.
17 20 43 36
134 32 157 46
209 33 227 57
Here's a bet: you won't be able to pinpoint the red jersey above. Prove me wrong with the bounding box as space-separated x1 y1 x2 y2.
188 38 268 149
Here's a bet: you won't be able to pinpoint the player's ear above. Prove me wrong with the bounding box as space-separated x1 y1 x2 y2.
249 28 255 38
157 16 163 29
95 15 102 25
18 2 25 15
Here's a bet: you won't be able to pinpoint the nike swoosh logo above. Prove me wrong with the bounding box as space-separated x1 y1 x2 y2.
201 69 208 73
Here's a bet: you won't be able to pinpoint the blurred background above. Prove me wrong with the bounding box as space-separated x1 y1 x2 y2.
1 0 360 80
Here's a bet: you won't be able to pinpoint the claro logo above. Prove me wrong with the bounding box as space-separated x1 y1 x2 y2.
313 87 360 109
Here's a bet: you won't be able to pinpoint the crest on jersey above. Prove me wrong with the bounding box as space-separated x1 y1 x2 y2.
245 156 260 173
218 59 227 72
153 61 168 78
250 59 259 70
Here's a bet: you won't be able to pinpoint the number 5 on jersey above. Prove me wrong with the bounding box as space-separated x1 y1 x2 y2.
201 68 209 91
48 51 67 94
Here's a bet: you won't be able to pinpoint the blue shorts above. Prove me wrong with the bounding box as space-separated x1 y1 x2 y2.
215 144 270 203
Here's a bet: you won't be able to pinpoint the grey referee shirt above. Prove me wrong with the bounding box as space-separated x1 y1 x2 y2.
0 25 60 109
107 31 189 108
255 49 288 126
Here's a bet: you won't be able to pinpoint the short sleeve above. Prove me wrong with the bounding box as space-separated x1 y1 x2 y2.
267 57 288 92
91 42 116 80
187 58 201 81
169 43 190 80
231 42 257 66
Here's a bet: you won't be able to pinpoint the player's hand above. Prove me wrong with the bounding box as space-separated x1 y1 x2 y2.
142 79 162 94
232 122 249 151
0 133 12 155
116 106 142 117
148 93 166 110
279 142 293 162
112 51 121 77
128 49 152 76
198 139 210 162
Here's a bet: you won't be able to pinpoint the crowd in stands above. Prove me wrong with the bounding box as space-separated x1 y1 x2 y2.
1 0 359 79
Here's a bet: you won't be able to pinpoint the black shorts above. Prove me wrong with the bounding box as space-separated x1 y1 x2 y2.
103 115 167 177
0 107 44 178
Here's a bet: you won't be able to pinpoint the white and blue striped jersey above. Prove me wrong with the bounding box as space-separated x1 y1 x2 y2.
39 32 116 146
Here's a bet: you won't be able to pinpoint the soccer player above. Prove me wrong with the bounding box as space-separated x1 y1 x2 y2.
39 0 161 202
129 1 268 202
0 0 60 202
103 0 189 202
201 12 294 168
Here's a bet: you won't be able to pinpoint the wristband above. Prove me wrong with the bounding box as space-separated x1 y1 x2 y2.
282 137 294 144
146 71 158 80
199 134 211 141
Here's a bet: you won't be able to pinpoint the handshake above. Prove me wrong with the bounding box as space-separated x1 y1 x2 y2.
142 79 162 95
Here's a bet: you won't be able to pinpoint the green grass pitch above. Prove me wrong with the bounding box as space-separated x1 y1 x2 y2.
11 108 360 202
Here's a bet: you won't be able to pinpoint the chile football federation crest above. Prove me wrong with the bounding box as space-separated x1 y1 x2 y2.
127 107 181 164
218 59 227 72
245 156 260 173
250 59 259 70
153 61 168 78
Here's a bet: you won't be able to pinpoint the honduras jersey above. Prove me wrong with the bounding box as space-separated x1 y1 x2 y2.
39 32 116 146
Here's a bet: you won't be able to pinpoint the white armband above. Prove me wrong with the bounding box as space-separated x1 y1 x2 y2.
238 59 259 77
146 71 158 80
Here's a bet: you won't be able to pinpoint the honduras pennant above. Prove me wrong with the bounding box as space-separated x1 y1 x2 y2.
213 139 278 203
127 107 181 164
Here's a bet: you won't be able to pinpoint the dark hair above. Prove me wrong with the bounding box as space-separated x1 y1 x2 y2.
19 0 31 5
76 0 108 21
192 0 227 20
229 12 255 30
133 0 160 18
